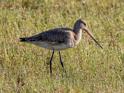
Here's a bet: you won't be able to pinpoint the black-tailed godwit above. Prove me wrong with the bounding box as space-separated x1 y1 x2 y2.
20 19 102 75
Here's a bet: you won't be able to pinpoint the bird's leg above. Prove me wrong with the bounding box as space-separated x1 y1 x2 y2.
59 51 66 73
50 50 54 76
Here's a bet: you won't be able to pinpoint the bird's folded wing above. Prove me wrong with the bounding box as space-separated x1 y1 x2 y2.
29 28 71 44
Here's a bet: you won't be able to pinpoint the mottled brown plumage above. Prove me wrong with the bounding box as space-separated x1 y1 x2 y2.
20 19 102 75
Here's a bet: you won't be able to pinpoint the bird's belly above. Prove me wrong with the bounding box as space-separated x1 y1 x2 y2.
31 41 73 50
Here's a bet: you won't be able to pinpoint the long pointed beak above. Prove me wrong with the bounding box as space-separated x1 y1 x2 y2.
83 27 103 49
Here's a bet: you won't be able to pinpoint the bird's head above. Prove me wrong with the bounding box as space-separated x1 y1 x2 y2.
74 19 103 49
74 19 86 29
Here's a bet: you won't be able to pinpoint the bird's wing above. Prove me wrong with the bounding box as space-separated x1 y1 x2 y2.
28 28 73 44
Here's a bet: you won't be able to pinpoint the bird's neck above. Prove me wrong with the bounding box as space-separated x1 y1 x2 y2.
73 28 82 44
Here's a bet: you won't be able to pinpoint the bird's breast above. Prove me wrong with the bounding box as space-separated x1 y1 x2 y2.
74 30 82 45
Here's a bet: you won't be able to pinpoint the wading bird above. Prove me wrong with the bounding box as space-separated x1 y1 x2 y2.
20 19 102 75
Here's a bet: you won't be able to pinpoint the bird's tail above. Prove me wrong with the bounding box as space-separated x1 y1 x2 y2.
20 38 28 42
20 37 36 42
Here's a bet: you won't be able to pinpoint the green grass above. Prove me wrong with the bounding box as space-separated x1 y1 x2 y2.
0 0 124 93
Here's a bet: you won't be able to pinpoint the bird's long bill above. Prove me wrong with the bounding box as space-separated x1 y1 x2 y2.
83 27 103 49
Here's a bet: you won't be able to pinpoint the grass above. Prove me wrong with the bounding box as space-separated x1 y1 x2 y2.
0 0 124 93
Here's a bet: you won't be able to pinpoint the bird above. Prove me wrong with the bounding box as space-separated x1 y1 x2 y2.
20 19 103 75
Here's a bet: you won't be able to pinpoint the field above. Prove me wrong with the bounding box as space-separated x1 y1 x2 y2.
0 0 124 93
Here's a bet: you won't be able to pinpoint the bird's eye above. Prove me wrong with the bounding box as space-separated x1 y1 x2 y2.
79 19 86 26
82 21 86 26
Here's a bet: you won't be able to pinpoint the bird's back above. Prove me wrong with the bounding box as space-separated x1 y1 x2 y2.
24 27 74 43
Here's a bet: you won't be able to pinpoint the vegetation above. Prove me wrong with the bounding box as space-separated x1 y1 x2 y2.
0 0 124 93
